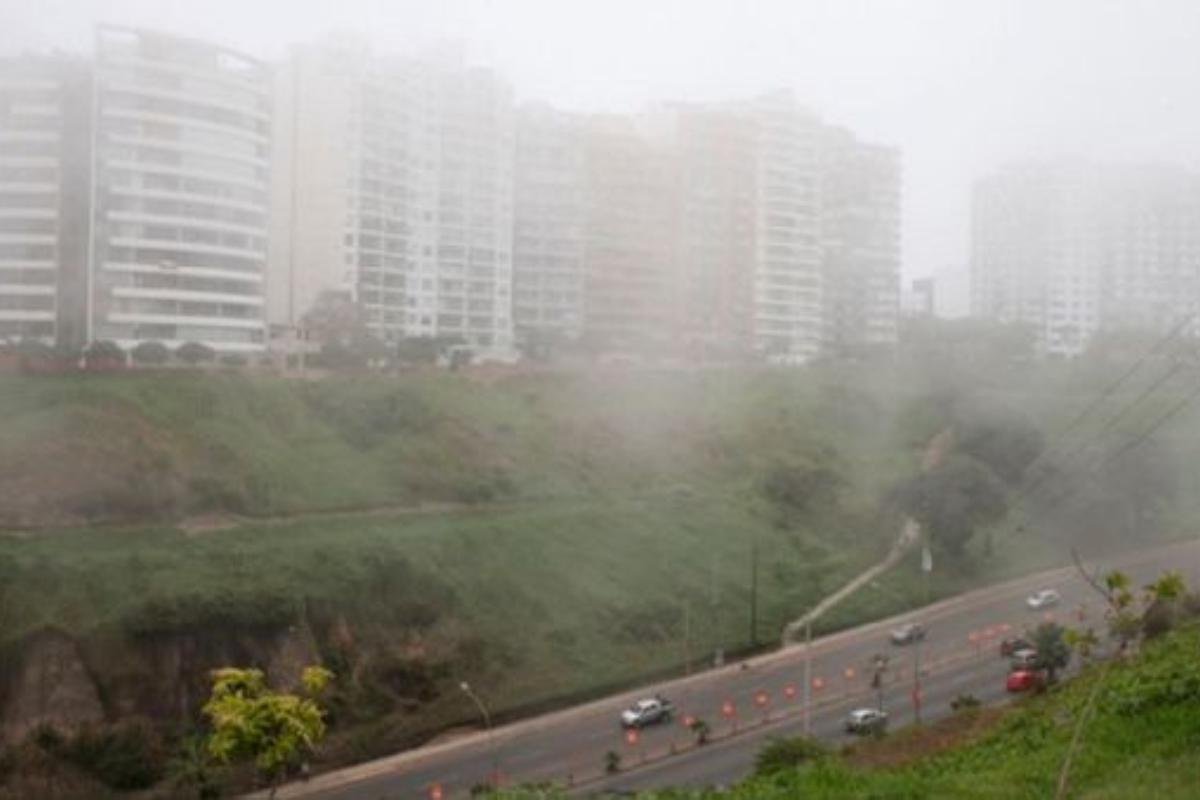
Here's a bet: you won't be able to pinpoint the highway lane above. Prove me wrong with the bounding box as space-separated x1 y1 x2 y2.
275 537 1200 800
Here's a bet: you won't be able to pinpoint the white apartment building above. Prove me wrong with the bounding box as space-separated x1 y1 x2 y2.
819 126 901 353
90 26 272 353
0 57 90 348
971 162 1200 356
512 104 586 342
270 38 515 357
742 91 826 363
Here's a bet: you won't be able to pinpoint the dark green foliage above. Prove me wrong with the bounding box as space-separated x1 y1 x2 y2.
177 341 216 365
956 410 1044 485
131 341 171 366
754 736 826 776
761 459 843 513
950 693 981 712
899 455 1007 555
1029 622 1071 683
84 340 124 365
63 720 165 791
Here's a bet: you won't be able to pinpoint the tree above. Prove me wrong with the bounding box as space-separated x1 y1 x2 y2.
956 410 1044 485
1030 622 1071 683
131 341 171 366
177 341 216 366
203 666 333 798
167 735 220 800
900 455 1008 556
85 339 125 367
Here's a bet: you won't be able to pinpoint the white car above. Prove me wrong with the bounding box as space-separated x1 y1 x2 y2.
890 623 925 645
1026 589 1061 610
619 696 673 728
845 707 888 734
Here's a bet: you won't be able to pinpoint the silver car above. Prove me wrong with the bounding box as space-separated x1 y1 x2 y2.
1026 589 1061 610
845 707 888 734
890 623 926 645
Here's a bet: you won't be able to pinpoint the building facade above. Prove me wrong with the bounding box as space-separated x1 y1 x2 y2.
90 26 272 353
512 104 586 343
819 126 901 353
0 56 91 349
270 38 515 357
971 161 1200 356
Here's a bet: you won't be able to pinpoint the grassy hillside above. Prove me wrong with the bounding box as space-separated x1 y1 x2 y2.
498 622 1200 799
0 367 926 528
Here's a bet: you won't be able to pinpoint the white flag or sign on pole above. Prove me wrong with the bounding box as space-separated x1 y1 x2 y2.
921 544 933 573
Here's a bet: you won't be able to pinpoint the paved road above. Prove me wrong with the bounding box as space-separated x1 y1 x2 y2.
275 538 1200 800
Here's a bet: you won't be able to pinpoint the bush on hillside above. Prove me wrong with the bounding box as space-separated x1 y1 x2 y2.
84 340 124 367
63 720 165 791
131 340 171 366
177 341 216 365
754 736 827 776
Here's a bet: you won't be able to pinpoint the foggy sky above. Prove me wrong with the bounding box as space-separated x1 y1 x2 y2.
6 0 1200 304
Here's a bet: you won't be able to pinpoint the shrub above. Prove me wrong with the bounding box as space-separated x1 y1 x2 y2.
219 353 248 368
131 340 171 366
64 720 165 791
604 749 621 774
84 339 125 367
754 735 827 776
951 693 981 712
177 341 216 365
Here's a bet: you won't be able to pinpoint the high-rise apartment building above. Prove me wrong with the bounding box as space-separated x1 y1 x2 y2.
971 161 1200 356
270 38 515 356
0 56 91 349
668 106 758 357
1 28 273 355
742 91 826 363
512 105 586 342
819 126 901 353
90 27 272 353
579 116 682 350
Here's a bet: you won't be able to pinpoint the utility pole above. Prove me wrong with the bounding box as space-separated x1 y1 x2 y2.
749 537 759 646
802 617 813 735
683 598 692 676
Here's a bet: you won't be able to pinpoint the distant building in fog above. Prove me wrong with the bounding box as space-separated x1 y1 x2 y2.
972 161 1200 356
512 105 587 342
270 37 515 358
819 125 901 353
1 27 273 355
902 277 936 317
0 55 91 350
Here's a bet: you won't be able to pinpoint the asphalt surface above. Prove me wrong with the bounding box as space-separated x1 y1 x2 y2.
275 538 1200 800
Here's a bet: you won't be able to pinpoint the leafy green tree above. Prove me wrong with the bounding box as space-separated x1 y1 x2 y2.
131 340 171 366
1030 622 1071 683
203 666 333 798
901 455 1007 556
177 341 216 365
84 339 125 367
956 410 1044 485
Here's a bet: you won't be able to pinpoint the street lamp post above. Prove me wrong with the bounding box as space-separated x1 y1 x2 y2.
460 681 498 785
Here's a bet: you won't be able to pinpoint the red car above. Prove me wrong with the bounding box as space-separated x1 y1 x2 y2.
1006 669 1045 692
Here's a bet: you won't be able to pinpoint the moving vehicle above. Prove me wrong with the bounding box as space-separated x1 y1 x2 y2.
619 696 674 728
890 623 926 645
1026 589 1061 610
845 707 889 734
1010 647 1039 670
1006 669 1045 692
999 637 1033 657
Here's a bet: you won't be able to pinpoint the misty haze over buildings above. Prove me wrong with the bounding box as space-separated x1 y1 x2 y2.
1 27 899 362
4 2 1200 359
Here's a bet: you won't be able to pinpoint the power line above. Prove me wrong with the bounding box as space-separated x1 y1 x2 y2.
1009 315 1193 506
